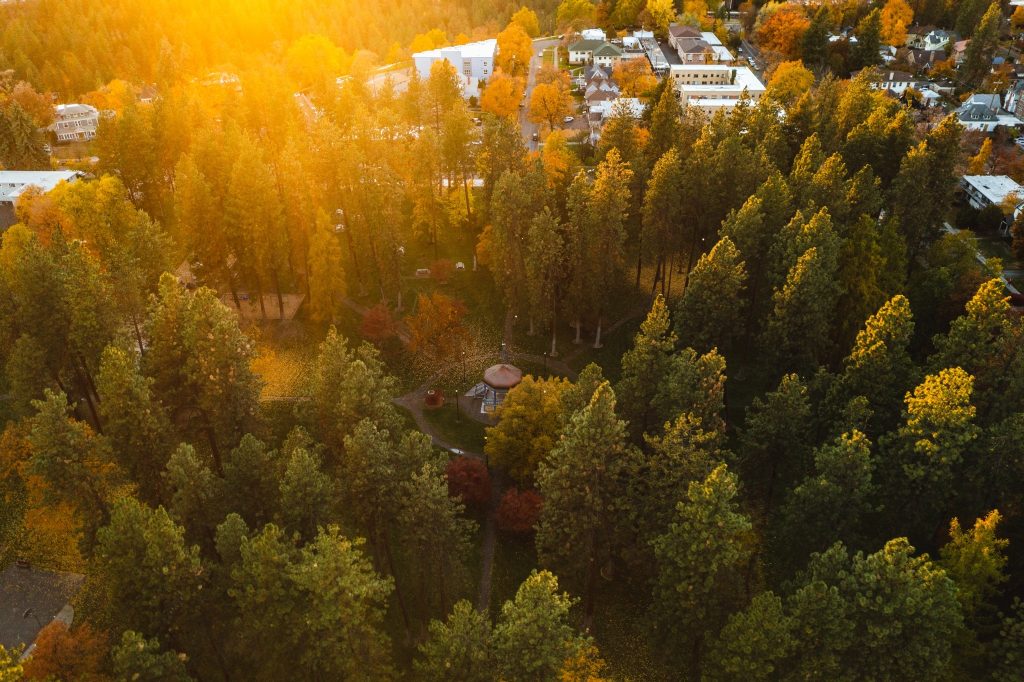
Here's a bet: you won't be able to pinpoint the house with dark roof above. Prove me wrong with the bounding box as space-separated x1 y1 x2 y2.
569 39 608 64
904 47 947 71
957 93 1024 132
592 42 624 68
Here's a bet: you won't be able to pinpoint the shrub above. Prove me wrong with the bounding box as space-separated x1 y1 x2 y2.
360 303 396 343
496 488 543 534
446 456 491 508
431 259 454 283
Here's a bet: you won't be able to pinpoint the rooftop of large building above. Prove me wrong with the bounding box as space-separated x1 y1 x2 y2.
413 38 496 60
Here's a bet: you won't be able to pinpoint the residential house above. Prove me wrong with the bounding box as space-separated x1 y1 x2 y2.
669 64 765 115
412 38 496 98
0 170 81 229
906 25 935 49
953 39 969 65
593 42 624 68
138 84 160 104
569 39 607 64
960 174 1024 233
199 71 242 92
1005 80 1024 119
588 97 646 142
48 103 99 143
668 24 733 64
957 93 1024 131
864 70 928 95
923 29 956 51
904 47 947 71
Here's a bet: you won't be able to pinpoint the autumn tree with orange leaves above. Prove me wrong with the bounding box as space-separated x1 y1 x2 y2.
406 292 470 365
756 3 811 59
481 71 525 118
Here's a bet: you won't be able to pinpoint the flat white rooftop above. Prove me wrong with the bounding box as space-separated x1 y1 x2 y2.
962 175 1024 205
413 39 497 60
0 171 81 203
673 65 765 94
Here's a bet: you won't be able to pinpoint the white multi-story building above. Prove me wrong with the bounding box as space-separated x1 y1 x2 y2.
48 104 99 143
412 39 497 98
0 170 82 229
669 64 765 115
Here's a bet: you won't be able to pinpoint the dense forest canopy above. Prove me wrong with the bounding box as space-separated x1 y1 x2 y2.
2 0 1024 679
0 0 563 95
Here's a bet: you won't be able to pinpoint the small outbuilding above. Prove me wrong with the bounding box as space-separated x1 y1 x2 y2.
476 363 523 413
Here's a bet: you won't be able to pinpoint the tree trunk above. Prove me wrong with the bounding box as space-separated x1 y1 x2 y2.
272 270 285 320
462 169 473 225
528 316 535 336
550 296 558 357
131 313 146 356
650 258 661 298
593 317 603 349
666 251 675 297
226 266 242 310
635 233 643 288
574 318 582 344
255 276 267 320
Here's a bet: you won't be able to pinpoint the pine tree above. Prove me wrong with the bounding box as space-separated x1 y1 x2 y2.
640 149 684 292
416 600 494 681
651 464 753 675
740 373 812 519
492 571 588 681
144 274 261 471
616 295 677 438
96 346 172 504
961 3 1002 86
704 592 795 681
94 497 204 646
775 430 876 571
536 383 628 624
940 510 1008 617
853 9 883 68
307 209 346 323
674 237 747 354
830 294 917 436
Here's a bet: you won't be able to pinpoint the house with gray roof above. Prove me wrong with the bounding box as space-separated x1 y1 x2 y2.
957 93 1024 132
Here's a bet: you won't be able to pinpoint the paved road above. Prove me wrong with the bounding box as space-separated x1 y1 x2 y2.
521 37 563 151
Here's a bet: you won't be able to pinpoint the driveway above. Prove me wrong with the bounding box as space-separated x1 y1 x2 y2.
521 37 563 151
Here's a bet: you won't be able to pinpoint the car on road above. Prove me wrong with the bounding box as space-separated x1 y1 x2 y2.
532 132 539 141
563 115 574 123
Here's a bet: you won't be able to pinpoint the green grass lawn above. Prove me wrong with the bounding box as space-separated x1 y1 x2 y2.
420 402 487 451
974 234 1022 269
488 532 538 618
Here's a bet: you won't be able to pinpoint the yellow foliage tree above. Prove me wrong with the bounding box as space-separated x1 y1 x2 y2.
484 376 569 482
646 0 679 35
1013 5 1024 33
410 28 448 53
511 6 541 37
541 130 580 189
766 59 815 105
497 22 533 78
880 0 914 46
612 58 658 96
968 138 992 175
286 34 344 89
481 71 525 118
528 81 574 132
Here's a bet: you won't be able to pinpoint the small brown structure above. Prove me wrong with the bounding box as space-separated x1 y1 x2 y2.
481 363 522 413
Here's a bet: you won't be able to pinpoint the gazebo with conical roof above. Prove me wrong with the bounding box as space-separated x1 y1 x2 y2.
480 363 522 413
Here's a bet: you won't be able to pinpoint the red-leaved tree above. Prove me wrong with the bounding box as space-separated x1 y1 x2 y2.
496 488 543 533
446 456 491 508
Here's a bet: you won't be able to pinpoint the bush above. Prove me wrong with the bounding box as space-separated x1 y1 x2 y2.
360 303 395 343
446 456 491 508
496 488 543 534
431 259 454 283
